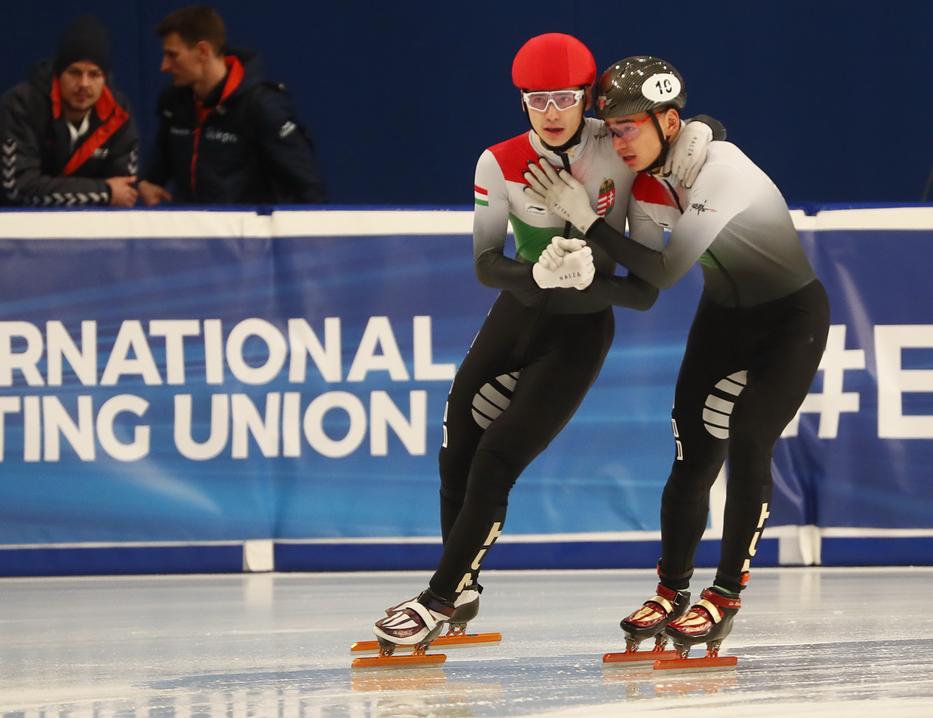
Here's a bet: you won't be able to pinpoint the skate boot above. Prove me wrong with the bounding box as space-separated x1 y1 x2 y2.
439 584 500 648
603 583 690 664
656 587 741 671
373 589 454 647
353 583 501 661
384 594 419 616
352 590 454 668
445 583 482 636
384 583 481 630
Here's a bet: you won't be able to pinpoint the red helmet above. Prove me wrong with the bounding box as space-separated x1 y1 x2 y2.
511 33 596 90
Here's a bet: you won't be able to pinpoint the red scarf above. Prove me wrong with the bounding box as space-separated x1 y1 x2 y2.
50 76 130 177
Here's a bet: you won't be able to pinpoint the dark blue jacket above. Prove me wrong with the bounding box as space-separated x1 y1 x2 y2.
144 50 325 204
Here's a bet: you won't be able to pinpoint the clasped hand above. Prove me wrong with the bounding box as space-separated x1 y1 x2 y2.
532 236 595 291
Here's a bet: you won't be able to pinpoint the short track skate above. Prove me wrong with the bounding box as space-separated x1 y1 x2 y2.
603 584 688 664
652 587 740 671
351 590 501 668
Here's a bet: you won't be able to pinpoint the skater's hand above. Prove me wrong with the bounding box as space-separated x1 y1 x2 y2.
538 237 587 271
548 235 586 257
532 244 594 290
563 246 596 289
523 160 600 234
551 236 587 255
538 243 564 271
664 120 713 188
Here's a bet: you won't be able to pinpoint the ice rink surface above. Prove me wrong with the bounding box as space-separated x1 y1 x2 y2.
1 566 931 717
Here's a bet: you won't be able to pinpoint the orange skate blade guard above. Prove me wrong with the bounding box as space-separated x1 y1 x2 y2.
352 653 447 669
602 649 679 664
653 655 738 671
351 631 501 654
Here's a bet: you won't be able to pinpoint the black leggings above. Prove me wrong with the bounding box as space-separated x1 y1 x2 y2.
659 280 830 594
430 291 614 600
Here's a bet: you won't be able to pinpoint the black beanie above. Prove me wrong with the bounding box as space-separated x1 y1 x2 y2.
53 16 112 75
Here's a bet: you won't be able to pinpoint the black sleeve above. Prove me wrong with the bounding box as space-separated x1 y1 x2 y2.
689 114 727 141
0 87 110 206
475 249 535 288
585 218 669 284
106 107 140 178
251 84 326 203
545 272 658 314
475 246 659 313
474 250 545 307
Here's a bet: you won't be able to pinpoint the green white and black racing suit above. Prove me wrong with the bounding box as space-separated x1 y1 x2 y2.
431 118 658 598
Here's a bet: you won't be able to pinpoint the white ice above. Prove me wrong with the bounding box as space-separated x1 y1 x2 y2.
1 567 932 717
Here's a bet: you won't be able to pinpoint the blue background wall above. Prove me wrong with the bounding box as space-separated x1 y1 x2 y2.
2 1 931 204
2 205 933 575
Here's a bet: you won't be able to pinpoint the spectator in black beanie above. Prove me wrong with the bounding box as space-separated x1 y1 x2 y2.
0 15 139 207
54 15 113 76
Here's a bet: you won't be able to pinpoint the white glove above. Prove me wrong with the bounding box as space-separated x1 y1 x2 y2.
532 245 594 290
663 120 713 188
523 160 600 234
538 244 564 272
538 237 587 271
552 237 587 253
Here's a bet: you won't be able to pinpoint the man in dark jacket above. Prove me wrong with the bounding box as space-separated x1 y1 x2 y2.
0 16 139 207
139 5 325 206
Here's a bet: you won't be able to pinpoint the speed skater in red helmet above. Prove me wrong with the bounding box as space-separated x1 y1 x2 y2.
511 32 597 152
360 37 727 664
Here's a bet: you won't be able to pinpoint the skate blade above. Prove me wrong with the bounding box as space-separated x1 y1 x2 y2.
351 631 501 654
652 655 737 672
351 653 447 669
602 649 679 664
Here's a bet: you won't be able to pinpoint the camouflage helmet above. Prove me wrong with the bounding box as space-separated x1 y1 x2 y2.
597 56 686 119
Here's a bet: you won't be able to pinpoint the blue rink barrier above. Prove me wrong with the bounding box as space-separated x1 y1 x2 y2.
820 537 933 567
0 544 243 577
274 538 780 572
0 206 932 576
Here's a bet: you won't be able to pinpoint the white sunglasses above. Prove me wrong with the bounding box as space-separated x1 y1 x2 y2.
521 89 585 112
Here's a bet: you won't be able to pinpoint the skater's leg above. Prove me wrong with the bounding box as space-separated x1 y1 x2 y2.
375 305 612 646
436 297 532 623
617 302 735 651
438 294 526 543
665 282 829 659
380 297 520 618
439 368 521 543
658 300 738 590
429 309 614 600
716 282 830 592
